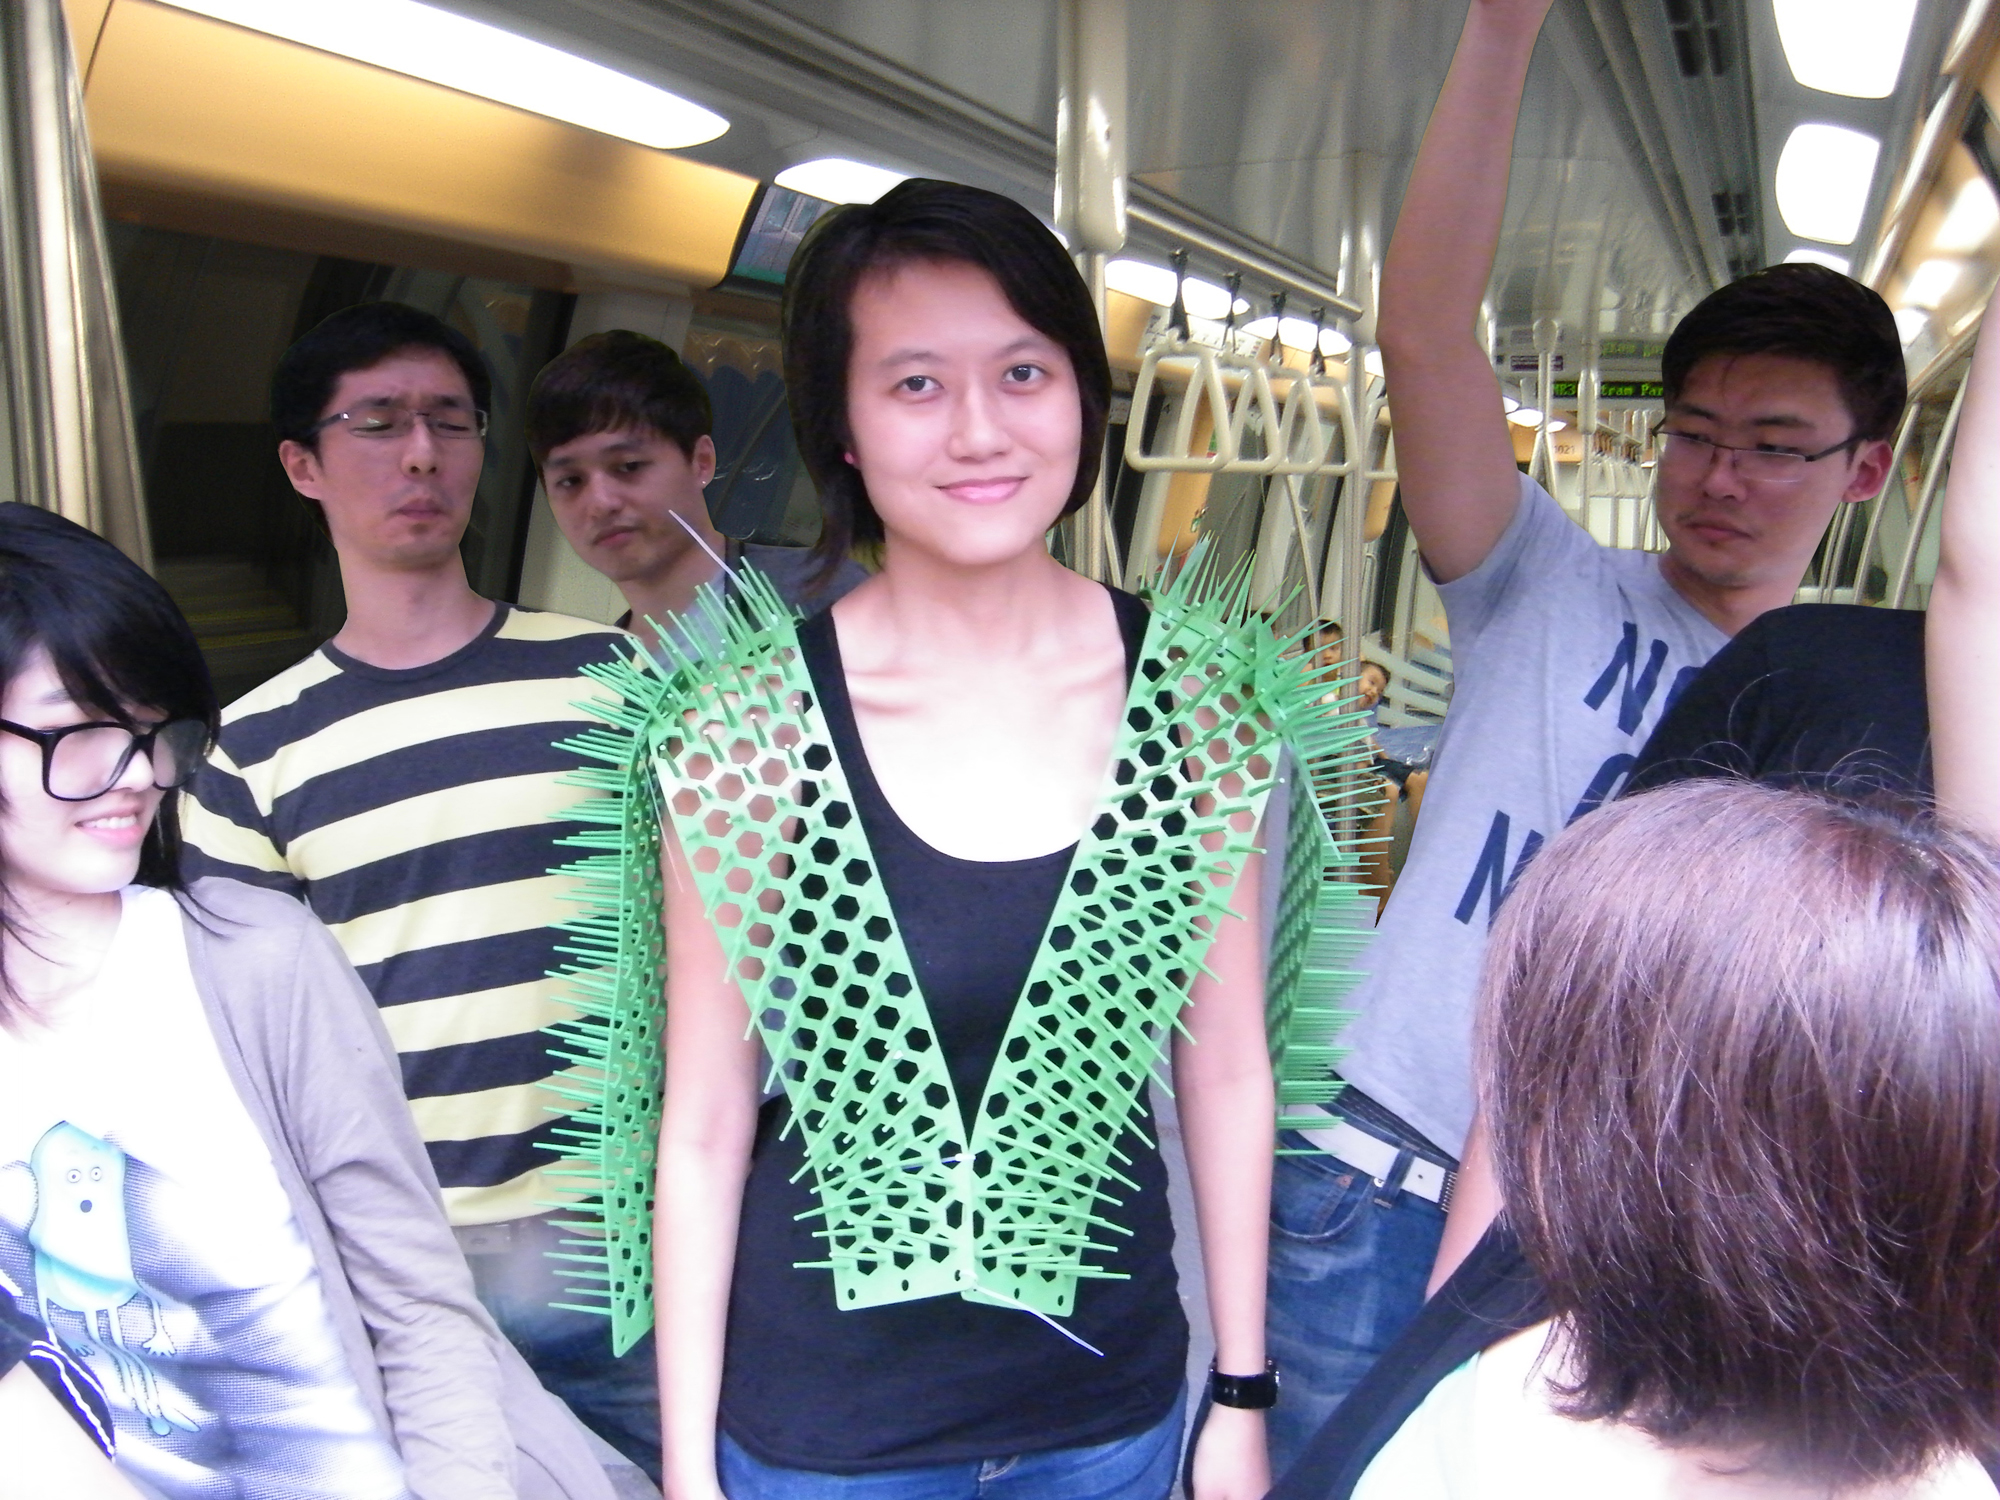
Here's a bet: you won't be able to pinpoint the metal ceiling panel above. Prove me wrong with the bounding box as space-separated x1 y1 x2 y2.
419 0 1951 345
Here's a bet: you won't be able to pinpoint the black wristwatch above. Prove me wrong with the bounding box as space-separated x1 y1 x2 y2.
1208 1359 1280 1409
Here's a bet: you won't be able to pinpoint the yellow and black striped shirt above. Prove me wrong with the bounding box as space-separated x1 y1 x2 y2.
181 603 626 1227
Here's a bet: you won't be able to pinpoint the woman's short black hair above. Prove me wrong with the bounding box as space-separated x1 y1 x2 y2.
525 329 714 465
1662 263 1907 443
271 302 492 450
0 504 218 1018
781 179 1111 565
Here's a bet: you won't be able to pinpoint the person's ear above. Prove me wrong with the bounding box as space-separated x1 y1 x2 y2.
1843 436 1895 504
279 439 328 501
692 433 718 488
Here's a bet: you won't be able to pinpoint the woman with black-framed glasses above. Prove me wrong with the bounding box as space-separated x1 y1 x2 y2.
0 502 616 1500
0 715 208 802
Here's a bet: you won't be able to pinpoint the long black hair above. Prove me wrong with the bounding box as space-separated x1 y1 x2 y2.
0 503 218 1019
781 179 1111 569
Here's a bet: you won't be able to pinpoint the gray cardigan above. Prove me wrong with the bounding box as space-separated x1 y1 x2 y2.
180 878 615 1500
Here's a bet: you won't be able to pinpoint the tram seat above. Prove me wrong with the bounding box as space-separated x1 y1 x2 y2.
1360 638 1452 734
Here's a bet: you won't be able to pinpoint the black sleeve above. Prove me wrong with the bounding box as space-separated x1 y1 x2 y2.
0 1296 115 1456
1624 623 1775 795
1627 606 1930 799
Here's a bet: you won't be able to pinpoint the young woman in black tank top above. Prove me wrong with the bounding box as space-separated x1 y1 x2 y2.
651 183 1277 1500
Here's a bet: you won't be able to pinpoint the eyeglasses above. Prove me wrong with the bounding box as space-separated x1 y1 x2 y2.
311 403 489 441
0 717 210 802
1653 427 1860 485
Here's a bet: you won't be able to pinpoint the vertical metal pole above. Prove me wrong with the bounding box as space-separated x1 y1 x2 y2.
1055 0 1126 583
1845 401 1921 604
1889 374 1970 609
1578 345 1597 535
0 0 150 565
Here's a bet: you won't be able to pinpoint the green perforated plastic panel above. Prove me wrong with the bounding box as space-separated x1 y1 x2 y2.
542 559 1374 1352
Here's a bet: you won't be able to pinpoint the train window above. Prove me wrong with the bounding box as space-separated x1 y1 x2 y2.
684 294 823 549
107 222 568 701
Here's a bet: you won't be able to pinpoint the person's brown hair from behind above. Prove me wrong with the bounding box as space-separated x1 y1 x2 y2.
1478 780 2000 1489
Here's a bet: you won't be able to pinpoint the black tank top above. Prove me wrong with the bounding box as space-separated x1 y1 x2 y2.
716 587 1188 1473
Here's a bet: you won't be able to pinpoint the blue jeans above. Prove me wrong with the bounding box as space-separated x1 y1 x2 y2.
1263 1131 1446 1476
716 1388 1185 1500
459 1214 662 1483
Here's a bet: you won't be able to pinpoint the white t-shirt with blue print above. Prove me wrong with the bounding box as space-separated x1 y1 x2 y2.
1335 476 1728 1157
0 887 408 1499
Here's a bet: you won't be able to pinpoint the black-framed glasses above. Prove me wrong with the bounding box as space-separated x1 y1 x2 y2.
311 403 489 441
1653 426 1860 484
0 717 210 802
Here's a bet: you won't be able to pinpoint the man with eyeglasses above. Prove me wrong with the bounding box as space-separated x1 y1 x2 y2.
176 303 656 1481
1261 0 1904 1472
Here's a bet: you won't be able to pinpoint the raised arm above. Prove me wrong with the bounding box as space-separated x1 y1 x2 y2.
1377 0 1556 582
1929 300 2000 840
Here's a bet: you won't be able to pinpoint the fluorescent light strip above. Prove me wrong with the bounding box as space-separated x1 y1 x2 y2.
1774 123 1880 246
159 0 727 149
1241 315 1353 356
1784 247 1852 275
774 159 908 205
1103 259 1252 322
1773 0 1917 99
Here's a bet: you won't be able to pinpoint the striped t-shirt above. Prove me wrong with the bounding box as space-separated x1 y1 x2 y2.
181 603 626 1227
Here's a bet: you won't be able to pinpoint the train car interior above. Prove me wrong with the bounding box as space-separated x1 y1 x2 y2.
12 0 1983 720
2 3 1997 1492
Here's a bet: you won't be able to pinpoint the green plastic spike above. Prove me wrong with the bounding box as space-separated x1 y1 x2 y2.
539 551 1376 1352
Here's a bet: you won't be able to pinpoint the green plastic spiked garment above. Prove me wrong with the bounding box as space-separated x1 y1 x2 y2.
543 562 1374 1354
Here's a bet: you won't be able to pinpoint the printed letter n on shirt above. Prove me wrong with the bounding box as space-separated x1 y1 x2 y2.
1583 621 1673 735
1453 810 1544 928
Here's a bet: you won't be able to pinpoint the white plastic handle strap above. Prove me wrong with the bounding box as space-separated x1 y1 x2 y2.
1125 339 1238 472
1266 370 1338 475
1215 353 1286 474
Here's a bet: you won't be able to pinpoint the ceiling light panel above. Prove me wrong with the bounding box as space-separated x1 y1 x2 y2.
773 158 908 205
1103 259 1249 321
1240 315 1352 355
1773 0 1918 99
1774 123 1880 245
160 0 728 149
1784 247 1852 274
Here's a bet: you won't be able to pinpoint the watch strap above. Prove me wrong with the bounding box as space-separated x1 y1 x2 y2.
1208 1359 1280 1409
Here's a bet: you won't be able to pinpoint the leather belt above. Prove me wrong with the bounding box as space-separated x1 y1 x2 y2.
1285 1106 1457 1208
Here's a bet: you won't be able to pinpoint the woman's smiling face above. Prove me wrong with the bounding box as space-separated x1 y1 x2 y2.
0 647 162 909
843 258 1083 569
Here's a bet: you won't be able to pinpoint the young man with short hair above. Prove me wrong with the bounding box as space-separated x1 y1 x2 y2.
1265 0 1903 1467
179 303 658 1480
528 330 864 650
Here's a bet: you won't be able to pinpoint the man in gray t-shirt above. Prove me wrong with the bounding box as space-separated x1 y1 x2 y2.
1265 0 1906 1468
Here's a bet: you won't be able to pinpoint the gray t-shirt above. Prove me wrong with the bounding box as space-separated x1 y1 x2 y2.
1336 476 1727 1156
